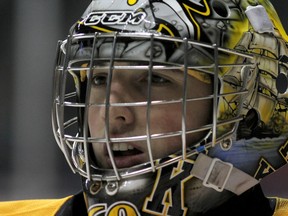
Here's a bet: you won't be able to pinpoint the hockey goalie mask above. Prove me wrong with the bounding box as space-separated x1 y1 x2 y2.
52 0 288 214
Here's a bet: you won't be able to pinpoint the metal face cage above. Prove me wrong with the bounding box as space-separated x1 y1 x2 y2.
52 32 252 182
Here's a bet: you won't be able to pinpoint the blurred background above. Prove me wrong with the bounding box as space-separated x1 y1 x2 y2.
0 0 288 201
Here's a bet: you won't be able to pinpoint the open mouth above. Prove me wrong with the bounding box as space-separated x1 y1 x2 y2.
106 143 145 168
112 143 143 157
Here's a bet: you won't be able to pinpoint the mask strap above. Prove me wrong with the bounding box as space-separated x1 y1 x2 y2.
191 153 259 195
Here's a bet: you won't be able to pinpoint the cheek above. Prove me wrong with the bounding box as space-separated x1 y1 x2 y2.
186 99 213 128
149 101 211 134
149 100 212 150
150 105 183 133
88 107 102 136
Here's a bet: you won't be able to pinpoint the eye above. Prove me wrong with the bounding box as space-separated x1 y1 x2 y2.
92 74 107 86
150 74 170 85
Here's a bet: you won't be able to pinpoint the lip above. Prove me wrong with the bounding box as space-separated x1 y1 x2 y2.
103 143 147 169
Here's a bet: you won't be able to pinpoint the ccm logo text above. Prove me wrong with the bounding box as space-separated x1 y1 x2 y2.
84 11 147 26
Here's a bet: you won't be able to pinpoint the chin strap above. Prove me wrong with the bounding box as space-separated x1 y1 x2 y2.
191 153 259 195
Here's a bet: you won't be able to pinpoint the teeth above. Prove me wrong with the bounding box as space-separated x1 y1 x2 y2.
112 143 135 151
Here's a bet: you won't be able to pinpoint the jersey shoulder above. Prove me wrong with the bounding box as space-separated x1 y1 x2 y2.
0 196 72 216
273 197 288 216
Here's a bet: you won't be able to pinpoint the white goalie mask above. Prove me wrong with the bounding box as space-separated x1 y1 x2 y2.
52 0 288 214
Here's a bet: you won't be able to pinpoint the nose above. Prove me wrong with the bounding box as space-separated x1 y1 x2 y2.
100 80 135 135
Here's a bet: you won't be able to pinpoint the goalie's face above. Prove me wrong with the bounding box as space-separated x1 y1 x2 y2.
88 63 212 169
